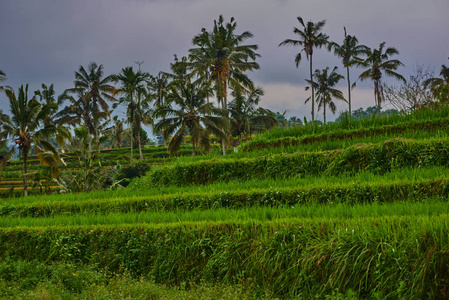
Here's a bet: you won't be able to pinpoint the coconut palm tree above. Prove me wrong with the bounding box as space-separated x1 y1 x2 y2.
228 85 278 141
306 67 346 125
188 16 260 155
279 17 329 124
0 85 65 196
358 42 406 116
153 77 229 156
63 62 116 136
113 67 153 160
328 28 368 119
34 83 64 126
423 64 449 102
188 15 260 110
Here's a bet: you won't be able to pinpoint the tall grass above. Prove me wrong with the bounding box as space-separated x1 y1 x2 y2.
1 199 448 228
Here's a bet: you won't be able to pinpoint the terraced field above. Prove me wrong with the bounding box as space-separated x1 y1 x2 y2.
1 110 449 299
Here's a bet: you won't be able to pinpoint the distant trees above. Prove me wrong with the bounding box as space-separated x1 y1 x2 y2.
113 67 153 160
153 76 229 156
358 42 406 116
279 17 329 124
0 85 68 196
383 66 435 111
228 86 278 140
59 63 116 136
424 64 449 103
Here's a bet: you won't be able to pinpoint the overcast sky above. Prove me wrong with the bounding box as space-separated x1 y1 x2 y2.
1 0 448 125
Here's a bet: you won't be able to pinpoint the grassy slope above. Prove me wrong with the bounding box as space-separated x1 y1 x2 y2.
1 108 449 298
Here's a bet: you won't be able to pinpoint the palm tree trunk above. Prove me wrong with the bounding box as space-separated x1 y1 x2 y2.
323 101 327 125
375 80 381 116
22 150 28 197
310 55 315 124
347 66 351 120
221 92 228 156
138 128 143 160
192 137 196 157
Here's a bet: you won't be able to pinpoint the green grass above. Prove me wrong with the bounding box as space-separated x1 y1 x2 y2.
0 199 448 228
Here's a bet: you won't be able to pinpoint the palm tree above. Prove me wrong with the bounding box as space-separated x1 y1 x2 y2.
279 17 329 124
328 28 368 119
113 67 153 160
34 83 64 126
153 77 229 156
228 86 278 141
188 15 260 155
358 42 406 116
0 85 65 196
63 62 116 136
306 67 346 125
423 64 449 102
188 15 260 110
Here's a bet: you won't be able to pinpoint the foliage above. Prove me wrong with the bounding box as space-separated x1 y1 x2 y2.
117 162 151 187
328 27 368 119
279 16 329 123
358 42 406 116
305 66 346 124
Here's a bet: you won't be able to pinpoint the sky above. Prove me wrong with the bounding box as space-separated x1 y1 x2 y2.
1 0 448 127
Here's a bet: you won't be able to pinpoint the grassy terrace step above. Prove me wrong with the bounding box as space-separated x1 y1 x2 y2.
1 167 448 217
257 106 449 141
136 138 449 187
240 118 449 153
0 214 448 298
1 199 448 227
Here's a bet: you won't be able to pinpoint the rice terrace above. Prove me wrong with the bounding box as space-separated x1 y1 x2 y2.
1 1 449 299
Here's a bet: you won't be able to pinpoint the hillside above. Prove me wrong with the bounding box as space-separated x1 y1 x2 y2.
1 109 449 299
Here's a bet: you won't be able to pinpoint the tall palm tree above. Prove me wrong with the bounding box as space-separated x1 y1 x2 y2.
358 42 406 116
279 17 329 124
424 64 449 102
328 28 368 119
188 15 260 155
306 67 346 125
113 67 152 160
63 62 116 136
153 77 229 156
0 85 65 196
228 85 278 141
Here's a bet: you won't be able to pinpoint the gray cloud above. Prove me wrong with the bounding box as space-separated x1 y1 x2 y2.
1 0 448 120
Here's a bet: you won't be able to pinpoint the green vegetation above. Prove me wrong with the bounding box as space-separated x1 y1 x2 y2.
1 12 449 300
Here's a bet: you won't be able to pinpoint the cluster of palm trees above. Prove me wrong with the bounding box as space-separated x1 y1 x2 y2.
279 17 407 122
0 15 281 195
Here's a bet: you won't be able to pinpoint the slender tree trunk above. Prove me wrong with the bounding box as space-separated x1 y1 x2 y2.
192 136 195 157
310 55 315 124
323 102 327 125
22 150 28 197
221 92 228 156
375 80 381 116
347 66 351 120
137 124 143 160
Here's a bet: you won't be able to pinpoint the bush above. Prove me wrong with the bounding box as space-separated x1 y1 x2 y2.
117 162 151 187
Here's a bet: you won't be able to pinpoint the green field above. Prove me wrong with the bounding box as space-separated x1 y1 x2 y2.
1 110 449 299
